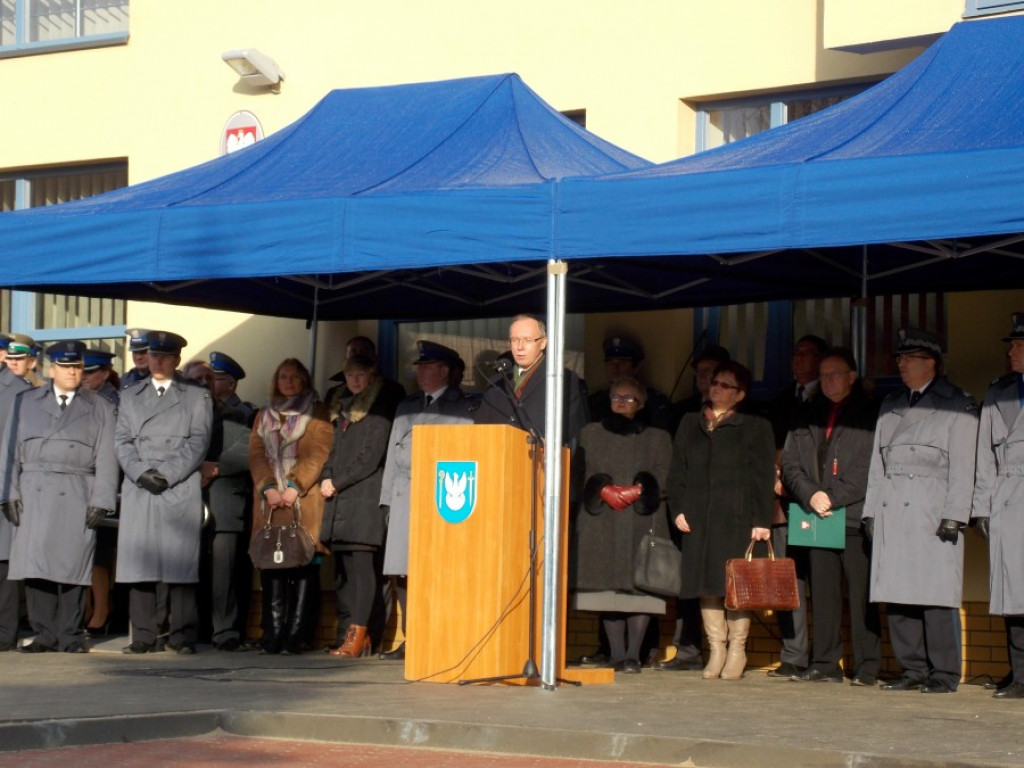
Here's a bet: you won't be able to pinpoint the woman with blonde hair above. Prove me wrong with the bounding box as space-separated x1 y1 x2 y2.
249 358 332 654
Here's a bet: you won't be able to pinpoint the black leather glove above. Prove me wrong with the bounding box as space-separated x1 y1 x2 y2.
936 518 963 544
975 517 990 541
862 517 874 541
0 500 22 526
137 469 169 495
85 506 114 529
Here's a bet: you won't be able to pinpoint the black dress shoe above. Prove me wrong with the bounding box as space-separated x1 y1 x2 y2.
880 677 925 691
63 641 89 654
167 642 196 655
849 676 877 687
379 642 405 660
767 662 803 679
612 658 641 674
0 641 14 652
214 638 243 652
796 667 843 683
984 672 1013 691
122 640 157 654
656 656 704 672
578 651 610 666
921 680 956 694
992 680 1024 699
19 641 56 653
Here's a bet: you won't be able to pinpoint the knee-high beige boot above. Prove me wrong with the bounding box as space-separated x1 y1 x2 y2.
721 610 751 680
700 598 728 679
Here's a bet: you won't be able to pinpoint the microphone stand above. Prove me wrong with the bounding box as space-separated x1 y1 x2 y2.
460 360 577 687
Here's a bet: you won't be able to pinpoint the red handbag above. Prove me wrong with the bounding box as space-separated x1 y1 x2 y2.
724 539 800 611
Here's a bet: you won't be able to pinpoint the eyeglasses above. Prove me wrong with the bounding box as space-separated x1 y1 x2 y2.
508 337 545 347
609 394 638 403
819 371 852 381
896 353 933 362
709 380 741 391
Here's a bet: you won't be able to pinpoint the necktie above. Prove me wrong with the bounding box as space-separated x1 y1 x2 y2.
58 394 67 411
825 402 841 440
424 393 433 408
909 390 922 407
796 384 805 402
157 386 166 397
1018 375 1024 407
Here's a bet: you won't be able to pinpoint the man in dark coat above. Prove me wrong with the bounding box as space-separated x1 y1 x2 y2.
378 341 474 660
0 341 118 653
120 328 150 389
116 331 212 655
781 347 882 685
201 351 256 651
0 332 32 652
764 333 829 678
474 314 587 448
864 328 978 694
972 312 1024 699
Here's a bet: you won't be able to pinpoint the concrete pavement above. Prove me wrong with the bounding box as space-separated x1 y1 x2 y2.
0 634 1019 767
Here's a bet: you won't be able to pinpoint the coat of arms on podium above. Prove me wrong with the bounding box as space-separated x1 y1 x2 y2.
435 461 477 523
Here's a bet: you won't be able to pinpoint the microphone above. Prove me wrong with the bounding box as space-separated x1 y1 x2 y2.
492 357 514 374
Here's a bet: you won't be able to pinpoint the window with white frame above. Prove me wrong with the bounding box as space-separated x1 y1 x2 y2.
964 1 1024 17
695 83 873 152
1 0 129 56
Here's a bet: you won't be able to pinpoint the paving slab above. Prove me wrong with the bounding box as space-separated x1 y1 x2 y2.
0 634 1019 767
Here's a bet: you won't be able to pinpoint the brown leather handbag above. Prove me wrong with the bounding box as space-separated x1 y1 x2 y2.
248 501 315 570
724 539 800 611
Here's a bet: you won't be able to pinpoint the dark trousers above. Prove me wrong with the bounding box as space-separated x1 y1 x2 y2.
773 525 809 667
1005 616 1024 681
206 531 247 644
670 597 704 662
333 549 377 644
807 530 881 679
0 560 19 646
25 579 86 650
886 603 961 690
129 582 198 647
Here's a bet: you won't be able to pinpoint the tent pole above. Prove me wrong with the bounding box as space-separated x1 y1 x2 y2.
308 284 320 380
541 259 567 690
851 246 868 373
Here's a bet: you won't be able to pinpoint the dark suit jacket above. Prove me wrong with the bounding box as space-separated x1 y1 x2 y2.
780 385 879 532
473 355 586 447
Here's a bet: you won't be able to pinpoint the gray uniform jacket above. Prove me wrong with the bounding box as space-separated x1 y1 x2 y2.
1 386 118 585
114 379 212 583
0 365 32 560
862 378 978 608
207 399 254 534
380 387 473 576
972 373 1024 615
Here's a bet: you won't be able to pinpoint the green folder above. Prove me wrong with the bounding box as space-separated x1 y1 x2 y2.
787 502 846 549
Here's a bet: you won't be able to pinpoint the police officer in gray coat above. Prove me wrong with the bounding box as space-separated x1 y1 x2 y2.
0 333 32 652
378 341 473 659
115 331 212 654
972 313 1024 699
863 328 978 693
0 341 118 652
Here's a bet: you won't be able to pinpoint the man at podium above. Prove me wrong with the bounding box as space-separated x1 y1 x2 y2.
474 314 587 447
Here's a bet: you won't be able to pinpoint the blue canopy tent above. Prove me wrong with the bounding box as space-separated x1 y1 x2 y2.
556 16 1024 307
0 73 648 320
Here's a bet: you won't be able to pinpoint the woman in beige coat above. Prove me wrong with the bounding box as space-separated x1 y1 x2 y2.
249 358 332 654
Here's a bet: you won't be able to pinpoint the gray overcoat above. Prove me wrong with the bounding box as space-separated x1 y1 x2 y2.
114 379 212 584
862 378 978 608
972 374 1024 615
0 364 32 560
2 386 118 585
380 387 473 576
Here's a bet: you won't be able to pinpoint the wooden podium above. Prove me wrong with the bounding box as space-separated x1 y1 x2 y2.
405 424 611 685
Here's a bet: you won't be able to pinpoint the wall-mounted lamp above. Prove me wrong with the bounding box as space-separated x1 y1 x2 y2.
221 49 284 92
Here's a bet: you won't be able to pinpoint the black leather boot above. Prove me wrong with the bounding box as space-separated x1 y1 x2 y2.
260 574 287 654
282 572 311 655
